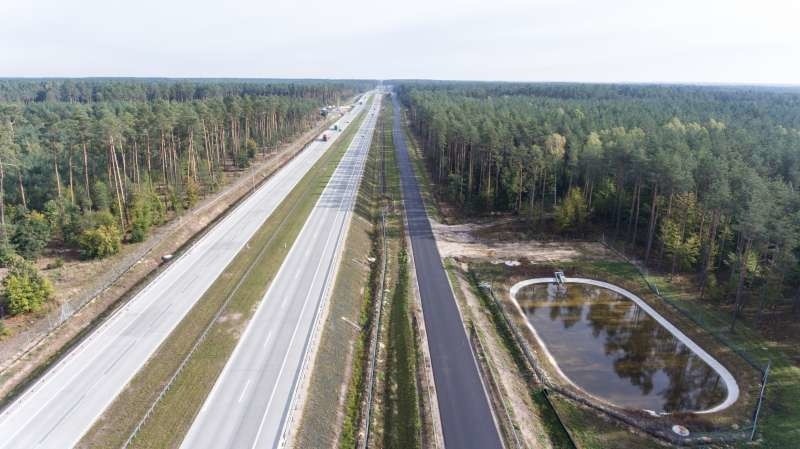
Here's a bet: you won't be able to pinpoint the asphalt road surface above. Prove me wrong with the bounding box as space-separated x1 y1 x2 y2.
391 93 503 449
179 94 382 449
0 95 371 449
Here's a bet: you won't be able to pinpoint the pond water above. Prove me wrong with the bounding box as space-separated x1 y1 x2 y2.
516 282 728 413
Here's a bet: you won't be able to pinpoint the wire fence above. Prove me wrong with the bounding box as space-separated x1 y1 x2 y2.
599 236 770 376
597 236 772 441
477 261 768 446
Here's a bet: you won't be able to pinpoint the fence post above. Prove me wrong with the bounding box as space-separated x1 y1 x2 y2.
750 360 771 441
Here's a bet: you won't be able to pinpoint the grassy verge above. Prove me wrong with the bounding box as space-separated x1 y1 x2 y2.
294 97 383 449
365 102 405 448
364 100 421 449
382 238 421 449
443 260 519 448
336 98 394 448
546 394 661 449
77 102 370 449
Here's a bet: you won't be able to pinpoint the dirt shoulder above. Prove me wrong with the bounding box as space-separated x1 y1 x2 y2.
0 113 341 403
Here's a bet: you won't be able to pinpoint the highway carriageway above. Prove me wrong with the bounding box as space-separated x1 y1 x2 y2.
179 93 383 449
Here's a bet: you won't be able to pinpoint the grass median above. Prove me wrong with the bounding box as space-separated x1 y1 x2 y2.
365 100 409 448
382 238 421 449
77 101 370 449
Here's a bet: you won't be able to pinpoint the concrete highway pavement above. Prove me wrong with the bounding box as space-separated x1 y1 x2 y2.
0 94 371 449
391 93 503 449
179 94 383 449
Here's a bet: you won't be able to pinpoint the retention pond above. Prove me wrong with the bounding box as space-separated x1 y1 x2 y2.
509 278 738 414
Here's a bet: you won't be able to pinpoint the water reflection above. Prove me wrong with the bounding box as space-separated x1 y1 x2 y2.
518 283 727 413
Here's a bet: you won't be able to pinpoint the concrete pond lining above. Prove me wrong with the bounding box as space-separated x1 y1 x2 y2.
508 277 740 415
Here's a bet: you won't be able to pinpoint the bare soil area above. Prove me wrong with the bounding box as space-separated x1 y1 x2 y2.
430 217 611 262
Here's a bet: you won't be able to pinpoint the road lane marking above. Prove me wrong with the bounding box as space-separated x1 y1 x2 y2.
103 340 137 375
262 331 273 349
238 379 252 404
37 393 87 445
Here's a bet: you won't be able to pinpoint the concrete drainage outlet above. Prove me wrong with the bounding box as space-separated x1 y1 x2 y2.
672 425 691 437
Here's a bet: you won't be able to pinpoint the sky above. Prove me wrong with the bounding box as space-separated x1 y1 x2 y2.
1 0 799 84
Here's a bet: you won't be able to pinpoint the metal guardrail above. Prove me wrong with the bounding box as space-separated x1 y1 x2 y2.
362 106 391 448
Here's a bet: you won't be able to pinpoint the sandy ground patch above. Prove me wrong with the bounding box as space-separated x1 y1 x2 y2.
430 218 612 262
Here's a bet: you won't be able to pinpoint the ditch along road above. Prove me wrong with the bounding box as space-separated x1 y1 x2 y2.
0 94 373 449
179 93 383 449
391 92 503 449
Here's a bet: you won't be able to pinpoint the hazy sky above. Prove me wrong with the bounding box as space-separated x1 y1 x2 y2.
2 0 799 84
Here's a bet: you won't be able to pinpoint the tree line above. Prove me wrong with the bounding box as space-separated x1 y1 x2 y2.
0 78 369 318
0 78 369 104
396 82 800 329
